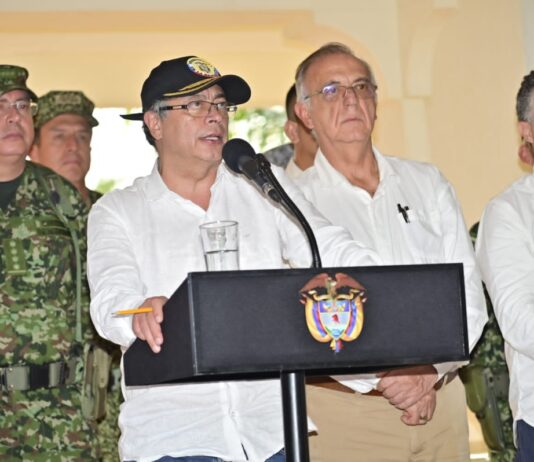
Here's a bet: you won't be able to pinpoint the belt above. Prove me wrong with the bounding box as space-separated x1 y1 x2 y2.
308 377 383 396
435 371 458 391
308 371 458 397
0 358 80 392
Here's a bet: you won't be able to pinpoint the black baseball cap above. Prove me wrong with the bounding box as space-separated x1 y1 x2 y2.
121 56 251 120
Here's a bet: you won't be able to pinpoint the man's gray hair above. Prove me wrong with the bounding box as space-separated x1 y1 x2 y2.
294 42 377 103
516 70 534 122
143 98 168 148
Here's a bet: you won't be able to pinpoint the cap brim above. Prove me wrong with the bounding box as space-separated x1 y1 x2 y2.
36 113 100 130
120 112 144 121
214 74 251 105
1 86 38 101
89 115 99 127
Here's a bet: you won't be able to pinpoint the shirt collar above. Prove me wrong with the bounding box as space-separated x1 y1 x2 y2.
285 157 305 179
143 160 227 202
314 146 397 187
143 161 169 201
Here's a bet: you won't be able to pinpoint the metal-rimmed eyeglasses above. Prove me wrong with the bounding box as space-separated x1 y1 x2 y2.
0 99 38 117
159 100 237 118
304 80 377 103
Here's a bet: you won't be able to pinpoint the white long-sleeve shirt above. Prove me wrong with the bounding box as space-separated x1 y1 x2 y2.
285 157 305 180
87 161 377 462
476 172 534 433
296 148 488 392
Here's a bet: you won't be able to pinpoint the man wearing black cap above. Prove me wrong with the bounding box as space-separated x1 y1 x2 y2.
87 55 378 461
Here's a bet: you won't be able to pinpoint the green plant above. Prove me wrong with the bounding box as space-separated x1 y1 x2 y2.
95 178 118 194
229 107 288 152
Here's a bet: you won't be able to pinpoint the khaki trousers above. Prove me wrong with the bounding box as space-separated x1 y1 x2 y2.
307 376 470 462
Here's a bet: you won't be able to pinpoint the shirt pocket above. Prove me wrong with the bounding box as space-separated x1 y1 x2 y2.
396 208 444 263
1 232 77 363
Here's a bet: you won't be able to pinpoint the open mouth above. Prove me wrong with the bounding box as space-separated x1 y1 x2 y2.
201 134 224 143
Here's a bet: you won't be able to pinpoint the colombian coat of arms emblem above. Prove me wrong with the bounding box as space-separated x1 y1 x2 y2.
300 273 366 353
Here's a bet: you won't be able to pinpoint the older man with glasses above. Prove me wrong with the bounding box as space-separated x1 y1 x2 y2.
292 42 488 461
0 65 100 459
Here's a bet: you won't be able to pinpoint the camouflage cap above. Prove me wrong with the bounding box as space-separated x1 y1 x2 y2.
0 64 37 100
35 90 99 130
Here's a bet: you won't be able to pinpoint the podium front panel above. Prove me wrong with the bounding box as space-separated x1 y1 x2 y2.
124 264 468 386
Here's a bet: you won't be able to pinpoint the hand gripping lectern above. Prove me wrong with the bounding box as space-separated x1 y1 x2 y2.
124 264 468 461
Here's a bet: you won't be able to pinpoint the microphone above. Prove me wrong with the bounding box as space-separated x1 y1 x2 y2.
222 138 281 203
222 137 320 462
223 137 321 268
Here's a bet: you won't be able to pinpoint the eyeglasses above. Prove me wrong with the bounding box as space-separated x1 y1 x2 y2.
0 99 38 117
304 80 377 103
159 100 237 118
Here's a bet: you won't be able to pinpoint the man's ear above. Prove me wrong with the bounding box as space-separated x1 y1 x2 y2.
284 120 299 144
294 101 314 131
144 111 163 141
518 121 534 144
29 143 39 161
519 142 534 167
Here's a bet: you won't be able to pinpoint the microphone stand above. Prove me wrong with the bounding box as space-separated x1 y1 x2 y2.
257 153 321 462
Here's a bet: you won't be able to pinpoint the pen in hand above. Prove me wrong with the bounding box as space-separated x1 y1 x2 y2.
113 307 153 316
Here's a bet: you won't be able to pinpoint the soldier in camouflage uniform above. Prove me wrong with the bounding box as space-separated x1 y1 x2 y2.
459 223 516 461
0 65 100 460
29 90 122 461
30 90 101 206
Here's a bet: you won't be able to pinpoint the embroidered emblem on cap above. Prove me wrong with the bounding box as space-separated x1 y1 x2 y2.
187 57 220 78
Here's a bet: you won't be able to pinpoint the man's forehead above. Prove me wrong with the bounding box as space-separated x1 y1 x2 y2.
309 54 370 80
0 89 31 101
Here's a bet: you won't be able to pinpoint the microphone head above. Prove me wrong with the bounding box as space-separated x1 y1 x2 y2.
222 138 255 173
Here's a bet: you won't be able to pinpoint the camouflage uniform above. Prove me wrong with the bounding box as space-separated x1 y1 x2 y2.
89 189 102 206
0 161 99 460
459 223 516 461
87 191 122 462
34 90 122 461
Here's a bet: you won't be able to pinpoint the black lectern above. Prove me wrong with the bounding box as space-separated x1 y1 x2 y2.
124 264 468 459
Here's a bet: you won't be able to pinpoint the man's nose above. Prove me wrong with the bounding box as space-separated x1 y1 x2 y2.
5 104 22 122
343 86 359 104
65 134 80 150
206 104 224 122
